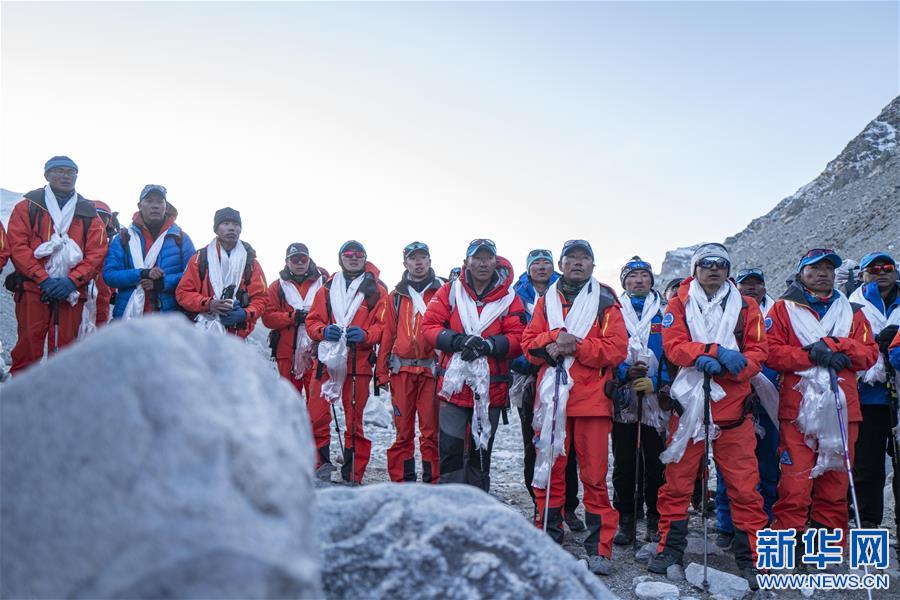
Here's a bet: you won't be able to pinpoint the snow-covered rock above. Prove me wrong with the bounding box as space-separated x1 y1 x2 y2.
316 482 615 599
685 562 750 599
635 580 680 599
0 315 320 598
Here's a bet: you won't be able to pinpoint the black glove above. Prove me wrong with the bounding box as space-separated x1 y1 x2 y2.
626 363 649 381
805 340 834 368
293 310 308 326
451 334 473 353
875 324 899 354
829 352 852 372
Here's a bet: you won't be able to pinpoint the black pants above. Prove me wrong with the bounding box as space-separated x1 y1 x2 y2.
852 403 899 526
611 420 666 519
518 382 580 513
439 400 501 491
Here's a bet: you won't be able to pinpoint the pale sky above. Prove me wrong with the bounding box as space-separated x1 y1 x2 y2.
2 1 898 288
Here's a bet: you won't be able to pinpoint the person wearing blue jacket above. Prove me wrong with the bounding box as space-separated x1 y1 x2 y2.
715 268 780 549
512 249 585 531
103 184 195 318
849 251 900 528
611 257 670 545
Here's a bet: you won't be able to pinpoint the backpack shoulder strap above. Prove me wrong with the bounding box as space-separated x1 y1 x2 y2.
198 247 209 283
241 241 256 286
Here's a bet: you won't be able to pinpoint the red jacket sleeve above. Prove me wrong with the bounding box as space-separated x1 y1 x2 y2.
8 201 50 284
822 309 879 372
0 222 9 271
262 280 294 330
422 284 453 346
375 293 396 383
174 253 212 314
243 259 268 325
765 300 814 372
305 286 331 342
498 295 526 359
574 303 629 369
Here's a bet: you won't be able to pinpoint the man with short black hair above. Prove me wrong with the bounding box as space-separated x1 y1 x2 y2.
376 241 444 483
175 207 266 337
7 156 106 373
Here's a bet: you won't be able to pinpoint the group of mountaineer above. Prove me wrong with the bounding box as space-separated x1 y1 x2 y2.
2 156 900 585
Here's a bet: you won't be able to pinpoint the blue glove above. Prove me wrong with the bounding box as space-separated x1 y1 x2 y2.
323 324 343 342
39 278 59 297
695 356 723 375
57 277 76 297
40 277 75 300
219 306 247 326
345 326 365 344
716 347 747 375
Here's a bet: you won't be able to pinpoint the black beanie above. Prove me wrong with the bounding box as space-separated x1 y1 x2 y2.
213 207 242 231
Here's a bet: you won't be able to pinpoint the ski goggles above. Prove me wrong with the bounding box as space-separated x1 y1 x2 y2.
403 241 430 258
289 254 310 265
736 268 765 283
696 257 730 270
526 249 553 268
865 263 896 275
467 238 497 257
341 250 366 259
623 259 652 273
797 248 842 271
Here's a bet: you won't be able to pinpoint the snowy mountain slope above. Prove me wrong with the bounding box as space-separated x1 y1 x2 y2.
659 95 900 292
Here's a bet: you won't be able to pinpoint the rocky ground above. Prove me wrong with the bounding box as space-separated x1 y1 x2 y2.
322 397 899 599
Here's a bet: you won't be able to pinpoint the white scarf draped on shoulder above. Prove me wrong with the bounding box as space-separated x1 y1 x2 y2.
617 290 669 432
195 238 247 335
439 278 516 450
786 291 854 477
532 277 602 489
280 276 323 382
122 224 172 320
317 271 366 403
849 285 900 386
660 279 742 464
33 185 84 306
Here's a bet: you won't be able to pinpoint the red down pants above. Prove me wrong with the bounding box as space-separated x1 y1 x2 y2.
11 291 84 374
386 371 439 483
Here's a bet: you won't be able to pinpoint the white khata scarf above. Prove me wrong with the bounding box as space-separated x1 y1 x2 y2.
33 185 83 306
77 280 98 340
195 239 247 335
786 292 853 477
407 284 429 321
317 271 366 403
660 279 742 464
439 278 516 450
532 278 601 489
750 294 779 431
280 276 322 381
122 224 171 320
850 285 900 385
618 290 668 431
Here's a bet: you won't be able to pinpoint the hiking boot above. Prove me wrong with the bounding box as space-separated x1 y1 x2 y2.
541 507 565 545
565 511 586 532
613 514 635 545
648 549 683 574
315 462 336 482
715 530 734 550
586 555 613 576
740 567 760 590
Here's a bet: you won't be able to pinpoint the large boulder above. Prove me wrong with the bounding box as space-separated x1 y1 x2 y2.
317 483 616 599
1 315 320 598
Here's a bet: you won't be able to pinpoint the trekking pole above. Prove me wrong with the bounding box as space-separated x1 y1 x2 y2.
331 404 345 456
883 354 900 551
633 390 645 550
350 342 358 485
702 372 712 592
475 393 486 490
829 369 873 600
543 365 566 534
50 300 60 354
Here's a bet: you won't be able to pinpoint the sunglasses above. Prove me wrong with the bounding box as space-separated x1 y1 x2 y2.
866 263 896 275
341 250 366 259
469 238 496 248
804 248 835 259
289 254 309 265
697 257 730 270
624 260 652 272
528 249 552 259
